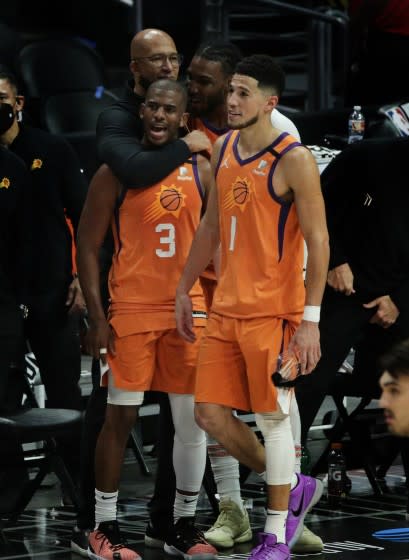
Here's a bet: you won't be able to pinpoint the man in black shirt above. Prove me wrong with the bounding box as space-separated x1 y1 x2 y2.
0 139 31 411
0 70 88 487
296 137 409 443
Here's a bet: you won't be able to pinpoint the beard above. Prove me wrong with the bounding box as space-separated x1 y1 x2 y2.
228 112 259 130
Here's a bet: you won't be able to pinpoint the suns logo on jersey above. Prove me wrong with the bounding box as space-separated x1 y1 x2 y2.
143 184 187 223
223 176 253 212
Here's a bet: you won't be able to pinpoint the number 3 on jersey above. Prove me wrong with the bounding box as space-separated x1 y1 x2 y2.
155 223 175 258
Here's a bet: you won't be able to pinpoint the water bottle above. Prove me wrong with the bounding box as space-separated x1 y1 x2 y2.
327 442 347 506
348 105 365 144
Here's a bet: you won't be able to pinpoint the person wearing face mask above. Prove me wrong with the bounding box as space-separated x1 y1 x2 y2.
0 70 88 495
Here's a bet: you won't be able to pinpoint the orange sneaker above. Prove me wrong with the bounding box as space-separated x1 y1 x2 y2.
88 520 141 560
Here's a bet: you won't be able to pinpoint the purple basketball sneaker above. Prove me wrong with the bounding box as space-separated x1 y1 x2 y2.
286 474 323 548
249 533 290 560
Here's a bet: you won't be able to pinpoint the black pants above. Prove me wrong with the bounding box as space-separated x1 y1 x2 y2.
25 312 82 482
296 288 409 444
77 362 176 530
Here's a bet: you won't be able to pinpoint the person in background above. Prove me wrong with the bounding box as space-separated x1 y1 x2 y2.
0 70 87 496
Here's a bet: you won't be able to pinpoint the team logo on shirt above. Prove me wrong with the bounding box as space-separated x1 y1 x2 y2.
0 177 10 189
223 176 253 212
144 184 187 222
220 154 230 169
252 159 268 176
31 158 43 170
177 166 193 181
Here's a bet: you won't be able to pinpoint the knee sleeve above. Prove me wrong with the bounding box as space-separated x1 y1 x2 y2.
290 395 302 473
255 411 294 486
169 393 206 492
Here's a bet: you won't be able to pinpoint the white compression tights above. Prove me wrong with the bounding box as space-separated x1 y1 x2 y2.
168 393 207 492
255 410 295 486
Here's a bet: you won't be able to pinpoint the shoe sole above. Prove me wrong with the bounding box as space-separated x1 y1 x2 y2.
164 544 218 560
205 527 253 549
70 541 89 558
144 535 165 549
288 478 324 549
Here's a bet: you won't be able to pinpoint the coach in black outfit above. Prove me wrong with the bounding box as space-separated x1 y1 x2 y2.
0 129 31 411
296 137 409 444
71 28 210 552
0 70 87 484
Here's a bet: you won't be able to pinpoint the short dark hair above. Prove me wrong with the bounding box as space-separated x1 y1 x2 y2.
235 54 285 97
0 68 18 94
194 41 242 77
146 78 188 110
380 339 409 380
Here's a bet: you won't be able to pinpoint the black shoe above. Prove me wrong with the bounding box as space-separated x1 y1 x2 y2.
145 522 166 549
70 526 90 557
164 517 218 559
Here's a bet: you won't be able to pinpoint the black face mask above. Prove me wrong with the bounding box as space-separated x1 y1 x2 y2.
0 103 15 134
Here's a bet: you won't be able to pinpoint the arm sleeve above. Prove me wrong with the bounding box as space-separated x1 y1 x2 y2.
15 166 33 305
96 105 191 189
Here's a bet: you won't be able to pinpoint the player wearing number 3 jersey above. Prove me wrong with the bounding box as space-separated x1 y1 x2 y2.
176 56 329 560
77 79 217 560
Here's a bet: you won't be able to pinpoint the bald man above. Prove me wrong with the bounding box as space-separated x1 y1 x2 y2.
71 28 210 557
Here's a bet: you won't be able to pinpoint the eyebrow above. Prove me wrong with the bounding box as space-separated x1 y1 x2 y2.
382 380 399 387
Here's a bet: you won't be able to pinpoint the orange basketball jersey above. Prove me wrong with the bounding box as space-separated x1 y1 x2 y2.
109 155 206 335
212 131 305 319
189 116 230 146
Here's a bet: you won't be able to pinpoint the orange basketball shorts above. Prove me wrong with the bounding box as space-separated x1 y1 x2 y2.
195 313 299 412
107 326 204 394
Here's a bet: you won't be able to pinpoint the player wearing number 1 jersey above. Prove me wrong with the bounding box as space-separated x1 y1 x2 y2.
77 80 217 560
176 56 329 560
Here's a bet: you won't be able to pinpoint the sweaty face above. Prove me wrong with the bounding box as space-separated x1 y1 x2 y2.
379 371 409 437
186 57 227 117
131 34 180 88
141 87 185 147
227 74 270 130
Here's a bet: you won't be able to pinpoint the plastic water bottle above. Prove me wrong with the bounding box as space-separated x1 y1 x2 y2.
327 442 347 506
348 105 365 144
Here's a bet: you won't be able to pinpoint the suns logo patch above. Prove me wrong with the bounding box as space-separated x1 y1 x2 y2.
223 176 253 212
0 177 10 189
144 184 187 222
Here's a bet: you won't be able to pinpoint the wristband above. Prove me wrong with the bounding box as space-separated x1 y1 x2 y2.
303 305 320 322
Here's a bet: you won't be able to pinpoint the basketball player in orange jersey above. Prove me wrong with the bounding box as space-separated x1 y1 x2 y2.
176 55 329 560
185 44 323 555
77 79 217 560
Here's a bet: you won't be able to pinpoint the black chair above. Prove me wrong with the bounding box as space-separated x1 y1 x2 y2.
43 90 118 134
0 371 82 527
17 38 105 99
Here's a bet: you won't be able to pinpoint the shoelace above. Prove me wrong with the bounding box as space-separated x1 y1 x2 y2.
213 508 232 528
95 530 128 552
251 539 278 560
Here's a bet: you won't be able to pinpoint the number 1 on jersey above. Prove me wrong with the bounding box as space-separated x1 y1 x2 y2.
229 215 237 251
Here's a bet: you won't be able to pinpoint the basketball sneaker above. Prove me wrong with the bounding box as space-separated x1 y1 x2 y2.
164 517 218 559
70 526 90 557
249 533 290 560
88 520 140 560
286 474 324 548
291 525 324 553
204 498 252 548
144 521 166 549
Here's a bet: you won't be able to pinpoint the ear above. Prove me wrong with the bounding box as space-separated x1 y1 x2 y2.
180 111 189 129
129 59 139 76
139 103 145 119
15 94 25 111
265 94 278 113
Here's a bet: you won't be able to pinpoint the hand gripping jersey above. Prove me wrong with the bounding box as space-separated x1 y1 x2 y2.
109 155 207 335
212 131 305 319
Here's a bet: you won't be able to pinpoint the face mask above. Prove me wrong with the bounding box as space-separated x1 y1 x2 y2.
0 103 15 134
